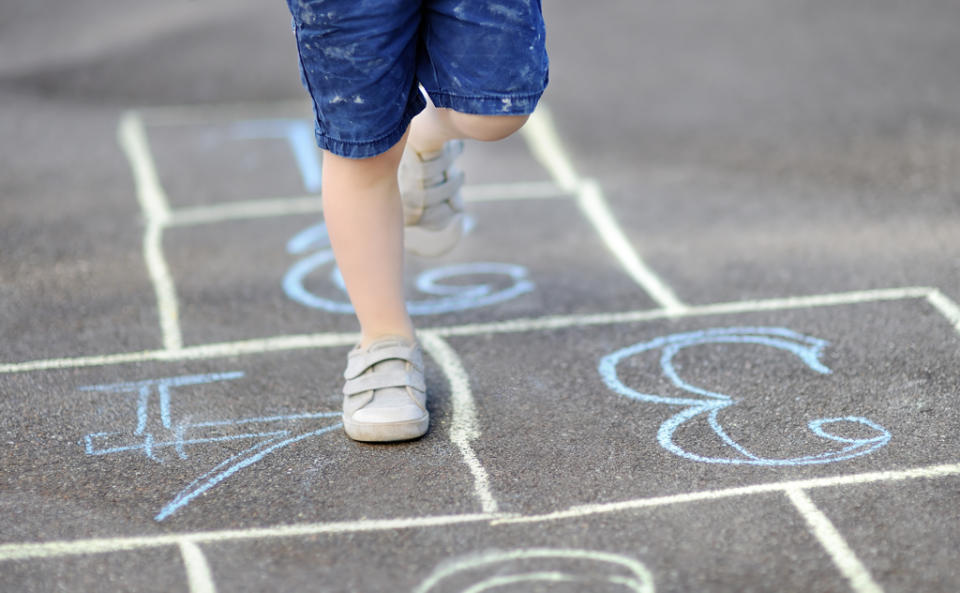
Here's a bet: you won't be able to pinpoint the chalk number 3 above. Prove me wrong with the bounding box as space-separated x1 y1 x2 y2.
600 327 890 466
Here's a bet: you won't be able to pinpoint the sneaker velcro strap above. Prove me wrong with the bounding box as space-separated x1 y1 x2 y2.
408 140 464 179
343 345 423 379
343 370 426 397
423 170 465 205
401 171 466 222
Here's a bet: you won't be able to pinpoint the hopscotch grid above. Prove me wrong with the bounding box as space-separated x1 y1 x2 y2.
5 101 959 592
1 461 959 562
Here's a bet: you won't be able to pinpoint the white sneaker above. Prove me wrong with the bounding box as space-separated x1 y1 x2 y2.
341 336 429 442
399 140 467 257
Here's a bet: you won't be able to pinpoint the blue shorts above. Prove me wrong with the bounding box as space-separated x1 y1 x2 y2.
286 0 549 158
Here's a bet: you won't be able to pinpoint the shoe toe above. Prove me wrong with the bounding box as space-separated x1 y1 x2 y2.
351 403 426 425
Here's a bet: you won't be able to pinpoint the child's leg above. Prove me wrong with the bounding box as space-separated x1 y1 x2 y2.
321 135 413 349
399 97 531 257
407 96 530 154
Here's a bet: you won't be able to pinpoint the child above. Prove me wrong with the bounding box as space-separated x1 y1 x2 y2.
285 0 548 442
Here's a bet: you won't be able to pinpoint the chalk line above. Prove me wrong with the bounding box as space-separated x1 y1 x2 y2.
118 110 183 351
2 462 958 562
463 181 568 202
430 286 934 338
785 488 884 593
522 106 686 312
0 332 359 374
136 100 314 127
926 289 960 335
0 287 938 374
419 331 500 514
521 106 580 191
577 178 687 313
179 540 218 593
493 461 960 525
165 182 567 227
0 513 501 562
169 196 323 227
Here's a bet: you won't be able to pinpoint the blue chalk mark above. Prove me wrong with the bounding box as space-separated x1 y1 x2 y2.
407 263 534 315
155 422 342 521
80 372 342 520
283 222 534 315
286 221 330 254
598 327 890 466
232 119 322 192
283 249 353 314
85 430 287 456
79 372 245 462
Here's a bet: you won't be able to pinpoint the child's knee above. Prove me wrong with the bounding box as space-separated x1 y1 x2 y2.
448 112 530 142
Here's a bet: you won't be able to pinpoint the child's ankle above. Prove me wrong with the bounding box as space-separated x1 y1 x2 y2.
359 330 416 349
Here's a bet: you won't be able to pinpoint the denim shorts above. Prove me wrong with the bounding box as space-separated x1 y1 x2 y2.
286 0 549 158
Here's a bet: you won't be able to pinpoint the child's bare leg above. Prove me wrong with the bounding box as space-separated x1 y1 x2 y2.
321 136 413 349
407 97 530 153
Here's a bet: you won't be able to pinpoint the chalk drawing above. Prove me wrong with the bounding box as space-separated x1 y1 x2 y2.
283 222 534 315
232 119 322 192
412 548 654 593
598 327 891 465
78 372 341 520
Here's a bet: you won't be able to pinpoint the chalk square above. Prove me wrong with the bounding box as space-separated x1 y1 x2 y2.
0 349 478 536
142 114 319 208
198 495 842 593
162 197 655 347
447 298 960 515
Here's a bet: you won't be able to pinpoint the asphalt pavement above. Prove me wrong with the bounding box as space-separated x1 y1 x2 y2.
2 1 959 592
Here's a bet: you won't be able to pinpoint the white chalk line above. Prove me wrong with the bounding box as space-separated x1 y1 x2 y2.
576 178 687 313
135 100 314 127
118 111 183 351
926 289 960 335
431 286 935 338
463 180 568 202
0 286 938 374
2 462 957 563
785 488 884 593
522 107 686 312
492 461 960 525
522 106 579 191
0 513 503 562
419 331 500 514
179 540 218 593
169 196 323 227
0 332 360 374
165 182 569 227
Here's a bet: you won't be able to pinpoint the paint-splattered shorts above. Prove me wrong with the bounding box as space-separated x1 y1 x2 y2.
286 0 549 158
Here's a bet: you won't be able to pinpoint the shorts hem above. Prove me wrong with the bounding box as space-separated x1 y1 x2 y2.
426 89 546 116
315 94 427 159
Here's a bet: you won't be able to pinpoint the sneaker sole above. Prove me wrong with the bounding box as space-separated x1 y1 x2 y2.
342 413 430 442
404 213 465 257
